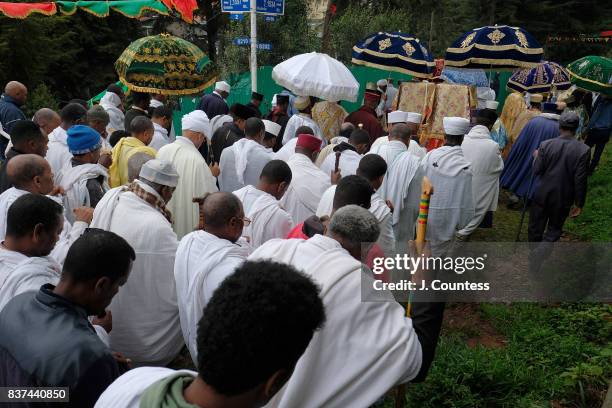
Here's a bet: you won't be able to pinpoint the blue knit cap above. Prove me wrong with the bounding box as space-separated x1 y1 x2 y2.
67 125 102 155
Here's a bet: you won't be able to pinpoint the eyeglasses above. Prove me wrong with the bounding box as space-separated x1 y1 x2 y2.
240 216 251 226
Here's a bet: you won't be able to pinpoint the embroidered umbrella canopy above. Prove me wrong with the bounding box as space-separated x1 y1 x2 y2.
352 32 435 78
566 56 612 96
445 25 543 70
507 61 571 94
272 52 359 102
115 33 216 96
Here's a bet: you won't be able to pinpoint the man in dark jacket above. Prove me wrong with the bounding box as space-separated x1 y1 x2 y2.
346 89 384 145
246 91 264 118
267 94 290 152
528 111 590 242
209 103 253 164
196 81 230 119
124 92 150 133
0 228 135 408
0 120 48 193
0 81 28 160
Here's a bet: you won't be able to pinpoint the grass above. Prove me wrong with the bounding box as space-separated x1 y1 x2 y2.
382 145 612 407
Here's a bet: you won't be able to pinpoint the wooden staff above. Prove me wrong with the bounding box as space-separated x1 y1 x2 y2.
334 151 341 173
407 176 433 317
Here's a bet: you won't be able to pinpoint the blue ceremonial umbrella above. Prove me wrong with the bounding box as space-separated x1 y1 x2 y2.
445 25 544 70
507 61 571 93
440 67 489 86
352 32 435 78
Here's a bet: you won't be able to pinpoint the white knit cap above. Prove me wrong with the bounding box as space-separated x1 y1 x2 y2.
215 81 231 93
182 110 211 136
387 110 407 124
263 119 282 137
377 79 388 87
139 159 179 187
405 112 423 124
443 117 470 136
485 100 499 110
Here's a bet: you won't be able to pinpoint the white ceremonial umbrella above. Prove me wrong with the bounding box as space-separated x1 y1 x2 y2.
272 52 360 102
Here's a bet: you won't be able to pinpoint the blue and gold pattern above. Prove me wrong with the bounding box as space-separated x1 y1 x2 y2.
445 25 543 69
508 61 571 93
352 31 435 78
115 33 217 95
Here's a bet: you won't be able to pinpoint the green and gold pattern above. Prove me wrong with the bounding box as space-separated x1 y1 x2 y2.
56 0 169 18
567 56 612 96
115 33 217 95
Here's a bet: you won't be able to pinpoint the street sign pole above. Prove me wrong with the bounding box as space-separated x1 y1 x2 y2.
250 0 257 93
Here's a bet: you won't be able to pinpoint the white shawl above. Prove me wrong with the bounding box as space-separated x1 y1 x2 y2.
46 126 73 182
174 230 249 364
58 163 109 224
0 246 27 289
0 256 61 312
233 185 293 248
249 235 422 408
367 139 407 165
100 92 125 134
422 145 474 243
280 154 331 225
319 148 362 177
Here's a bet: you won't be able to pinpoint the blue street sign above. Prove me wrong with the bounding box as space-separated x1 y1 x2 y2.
222 0 249 13
222 0 284 15
264 15 277 22
229 13 245 21
256 0 284 15
232 37 273 51
232 37 251 46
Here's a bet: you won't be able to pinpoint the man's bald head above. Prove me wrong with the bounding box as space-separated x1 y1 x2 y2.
33 108 61 137
200 192 245 243
4 81 27 105
7 154 53 193
389 123 411 145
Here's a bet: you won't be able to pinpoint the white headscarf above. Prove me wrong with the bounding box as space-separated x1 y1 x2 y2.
182 110 210 137
210 114 233 135
99 92 125 133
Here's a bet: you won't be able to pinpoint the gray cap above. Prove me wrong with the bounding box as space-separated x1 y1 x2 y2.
139 159 180 187
559 111 579 129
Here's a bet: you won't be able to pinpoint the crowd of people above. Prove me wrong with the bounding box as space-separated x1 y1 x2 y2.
0 75 609 407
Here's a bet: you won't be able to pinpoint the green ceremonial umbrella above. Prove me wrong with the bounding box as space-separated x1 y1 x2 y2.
115 33 217 96
566 56 612 96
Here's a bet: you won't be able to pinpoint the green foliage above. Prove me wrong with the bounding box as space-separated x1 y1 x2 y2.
216 0 318 77
565 144 612 242
23 83 60 118
0 8 140 103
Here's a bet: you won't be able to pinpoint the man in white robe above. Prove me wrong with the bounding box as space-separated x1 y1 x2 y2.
149 106 174 151
99 86 125 135
58 125 109 223
0 194 63 312
377 123 425 243
282 96 326 146
457 108 504 240
249 205 446 408
422 117 474 246
0 155 91 264
94 261 325 408
46 103 87 182
317 154 395 256
369 111 425 163
90 160 183 366
280 134 331 224
157 110 218 239
319 128 369 177
219 117 272 192
175 192 250 365
233 160 293 248
274 124 313 162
